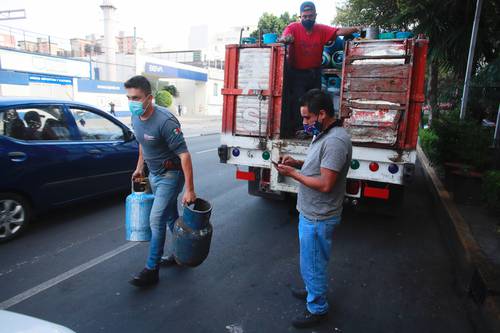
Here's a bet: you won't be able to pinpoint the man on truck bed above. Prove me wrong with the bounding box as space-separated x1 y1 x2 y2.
280 1 359 137
275 89 352 328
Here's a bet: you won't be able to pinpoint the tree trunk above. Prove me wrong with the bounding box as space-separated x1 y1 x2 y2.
428 58 439 125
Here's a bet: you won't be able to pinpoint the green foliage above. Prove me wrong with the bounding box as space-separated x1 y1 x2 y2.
162 85 179 98
334 0 500 79
154 90 173 108
482 170 500 210
419 128 439 164
250 12 299 39
431 109 493 170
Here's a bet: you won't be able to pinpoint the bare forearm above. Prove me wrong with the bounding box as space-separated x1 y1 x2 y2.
136 145 144 170
179 152 195 192
337 27 360 36
289 170 329 192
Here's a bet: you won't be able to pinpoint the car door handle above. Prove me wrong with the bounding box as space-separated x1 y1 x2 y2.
8 151 27 162
87 149 102 155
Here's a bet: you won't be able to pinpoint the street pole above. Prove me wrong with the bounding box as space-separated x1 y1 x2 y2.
459 0 483 120
494 104 500 148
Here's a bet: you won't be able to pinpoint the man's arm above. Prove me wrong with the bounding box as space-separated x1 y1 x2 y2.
179 151 196 205
276 165 338 193
336 26 361 36
132 144 144 181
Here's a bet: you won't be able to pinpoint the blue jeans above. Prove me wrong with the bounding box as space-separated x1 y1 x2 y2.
298 213 341 315
146 170 184 270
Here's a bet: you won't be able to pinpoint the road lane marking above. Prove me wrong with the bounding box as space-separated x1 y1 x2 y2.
0 242 139 310
195 148 217 154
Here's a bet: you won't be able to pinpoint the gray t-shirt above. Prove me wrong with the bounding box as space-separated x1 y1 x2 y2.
297 126 352 220
132 105 188 175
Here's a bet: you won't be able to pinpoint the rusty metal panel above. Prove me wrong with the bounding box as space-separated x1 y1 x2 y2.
235 96 269 136
346 64 410 78
237 48 271 91
344 109 401 145
346 77 408 92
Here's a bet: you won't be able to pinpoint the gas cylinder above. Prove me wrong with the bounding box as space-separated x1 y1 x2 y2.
125 180 154 241
173 198 213 267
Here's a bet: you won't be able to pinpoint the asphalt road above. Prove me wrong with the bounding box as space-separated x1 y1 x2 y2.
0 134 474 333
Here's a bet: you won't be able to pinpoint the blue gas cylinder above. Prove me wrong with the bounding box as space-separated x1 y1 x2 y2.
125 181 154 241
332 51 344 68
322 51 331 67
173 198 213 267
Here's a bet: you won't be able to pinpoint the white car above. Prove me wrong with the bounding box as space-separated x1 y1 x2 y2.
0 310 76 333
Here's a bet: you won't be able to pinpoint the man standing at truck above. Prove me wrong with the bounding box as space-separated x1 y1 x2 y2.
280 1 359 137
125 75 197 287
276 89 352 328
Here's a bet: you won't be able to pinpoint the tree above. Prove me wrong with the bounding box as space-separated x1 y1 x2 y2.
155 90 173 108
334 0 500 120
250 12 299 39
162 85 179 97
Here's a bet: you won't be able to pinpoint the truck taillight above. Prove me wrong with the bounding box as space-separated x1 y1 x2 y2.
346 180 361 195
232 148 240 157
351 159 360 170
369 162 379 172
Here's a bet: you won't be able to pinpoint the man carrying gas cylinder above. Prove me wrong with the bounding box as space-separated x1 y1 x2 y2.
125 75 197 287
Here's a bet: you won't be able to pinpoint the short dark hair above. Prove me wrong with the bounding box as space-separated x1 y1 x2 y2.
299 89 335 116
124 75 152 96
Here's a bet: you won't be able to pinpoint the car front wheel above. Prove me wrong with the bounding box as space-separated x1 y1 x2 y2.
0 193 31 243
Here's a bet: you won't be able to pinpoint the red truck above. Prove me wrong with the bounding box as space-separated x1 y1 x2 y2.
218 37 428 208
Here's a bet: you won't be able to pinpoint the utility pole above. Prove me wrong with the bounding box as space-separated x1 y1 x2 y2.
460 0 483 120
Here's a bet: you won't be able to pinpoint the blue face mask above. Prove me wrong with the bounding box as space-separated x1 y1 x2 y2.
129 101 144 116
303 120 322 136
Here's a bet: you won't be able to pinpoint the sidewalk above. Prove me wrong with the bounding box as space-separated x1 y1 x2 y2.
417 146 500 333
177 114 222 138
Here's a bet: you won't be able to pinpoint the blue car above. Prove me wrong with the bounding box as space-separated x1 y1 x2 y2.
0 97 138 242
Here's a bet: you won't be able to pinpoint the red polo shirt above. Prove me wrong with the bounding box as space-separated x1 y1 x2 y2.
282 22 338 70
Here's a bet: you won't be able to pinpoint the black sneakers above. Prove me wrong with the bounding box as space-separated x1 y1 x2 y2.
129 268 159 287
290 286 308 300
292 310 328 328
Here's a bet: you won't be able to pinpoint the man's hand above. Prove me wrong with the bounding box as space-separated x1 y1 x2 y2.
281 155 298 167
182 190 197 206
131 167 144 182
276 164 298 178
278 35 294 44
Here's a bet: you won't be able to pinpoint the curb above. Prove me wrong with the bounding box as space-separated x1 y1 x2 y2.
417 145 500 332
184 131 220 139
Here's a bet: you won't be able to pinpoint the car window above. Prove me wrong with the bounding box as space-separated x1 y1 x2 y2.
69 107 124 141
0 106 71 141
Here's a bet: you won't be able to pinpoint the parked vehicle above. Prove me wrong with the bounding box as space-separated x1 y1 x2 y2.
0 97 138 242
0 310 76 333
218 37 428 209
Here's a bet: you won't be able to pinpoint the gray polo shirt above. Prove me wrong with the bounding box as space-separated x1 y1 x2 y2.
132 105 188 175
297 126 352 220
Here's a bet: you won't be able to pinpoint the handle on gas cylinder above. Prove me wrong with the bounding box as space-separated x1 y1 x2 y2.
131 178 147 193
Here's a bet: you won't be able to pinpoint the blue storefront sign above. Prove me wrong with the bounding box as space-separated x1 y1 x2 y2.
144 62 208 82
0 70 29 85
29 74 73 85
77 79 126 94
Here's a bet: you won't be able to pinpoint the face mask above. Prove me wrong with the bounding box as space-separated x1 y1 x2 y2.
303 120 322 136
301 19 315 30
128 95 151 117
129 101 145 116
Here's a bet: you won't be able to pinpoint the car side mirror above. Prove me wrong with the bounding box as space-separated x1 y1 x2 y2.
124 129 135 142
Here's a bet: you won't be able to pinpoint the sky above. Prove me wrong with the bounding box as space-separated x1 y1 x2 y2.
0 0 339 50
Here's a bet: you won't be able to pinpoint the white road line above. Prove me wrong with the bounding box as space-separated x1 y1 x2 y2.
0 242 139 310
195 148 217 154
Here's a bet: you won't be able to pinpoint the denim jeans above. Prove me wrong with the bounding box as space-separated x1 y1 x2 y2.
146 170 184 270
298 213 341 315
